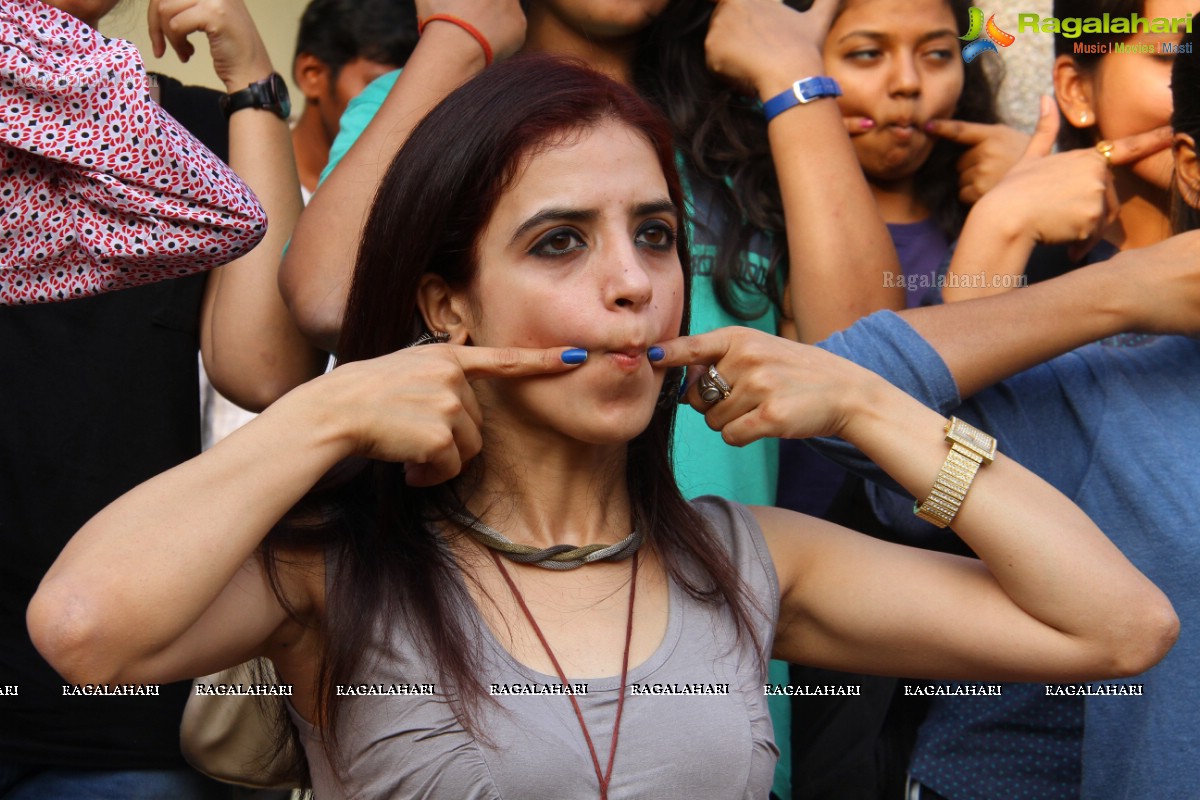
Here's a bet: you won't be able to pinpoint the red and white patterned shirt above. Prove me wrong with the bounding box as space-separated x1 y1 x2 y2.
0 0 266 304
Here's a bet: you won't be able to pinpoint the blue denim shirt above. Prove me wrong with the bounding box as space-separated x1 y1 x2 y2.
812 311 1200 800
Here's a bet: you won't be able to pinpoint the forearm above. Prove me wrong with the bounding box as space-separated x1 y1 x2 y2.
901 256 1131 398
758 58 903 342
203 104 325 410
28 380 349 672
280 27 487 350
941 192 1038 302
841 380 1174 664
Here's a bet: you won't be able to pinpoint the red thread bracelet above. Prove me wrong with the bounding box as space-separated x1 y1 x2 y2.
417 14 494 67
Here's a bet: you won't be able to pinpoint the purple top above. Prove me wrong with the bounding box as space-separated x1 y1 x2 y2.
888 219 951 308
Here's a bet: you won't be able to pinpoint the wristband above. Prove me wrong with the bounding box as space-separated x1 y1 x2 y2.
418 14 494 67
762 76 842 122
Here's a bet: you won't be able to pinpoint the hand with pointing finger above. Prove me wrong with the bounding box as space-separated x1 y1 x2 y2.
943 96 1174 302
977 97 1171 255
654 327 878 447
306 343 586 486
924 119 1030 204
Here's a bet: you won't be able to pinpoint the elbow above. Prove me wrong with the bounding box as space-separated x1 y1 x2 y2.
1104 591 1180 678
205 343 325 413
27 584 123 687
278 251 343 352
209 366 305 414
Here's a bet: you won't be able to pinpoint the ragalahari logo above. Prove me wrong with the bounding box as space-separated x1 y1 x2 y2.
960 8 1016 62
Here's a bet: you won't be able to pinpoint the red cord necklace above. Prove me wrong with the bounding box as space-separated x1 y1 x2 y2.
489 549 638 800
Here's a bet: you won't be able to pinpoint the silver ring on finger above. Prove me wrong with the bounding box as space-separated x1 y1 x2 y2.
697 364 732 404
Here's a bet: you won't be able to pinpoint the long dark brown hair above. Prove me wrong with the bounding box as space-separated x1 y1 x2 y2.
634 0 998 320
268 55 764 780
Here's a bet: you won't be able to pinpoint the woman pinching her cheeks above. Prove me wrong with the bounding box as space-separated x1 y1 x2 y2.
29 56 1176 799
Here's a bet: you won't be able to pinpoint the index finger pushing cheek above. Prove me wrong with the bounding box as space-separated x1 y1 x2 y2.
454 345 591 381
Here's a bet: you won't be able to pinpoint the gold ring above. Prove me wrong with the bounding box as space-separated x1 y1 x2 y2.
1096 140 1115 167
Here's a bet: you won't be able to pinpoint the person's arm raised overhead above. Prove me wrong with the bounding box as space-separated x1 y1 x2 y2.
26 343 585 687
657 327 1178 681
0 0 265 304
145 0 327 411
705 0 904 343
280 1 526 352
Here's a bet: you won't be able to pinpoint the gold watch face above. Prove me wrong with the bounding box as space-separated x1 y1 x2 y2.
945 417 997 463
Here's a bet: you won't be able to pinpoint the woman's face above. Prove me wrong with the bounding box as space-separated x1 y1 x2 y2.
462 119 684 445
1085 0 1189 191
823 0 964 182
42 0 122 28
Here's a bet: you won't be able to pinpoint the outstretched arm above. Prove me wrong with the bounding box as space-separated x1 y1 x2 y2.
705 0 904 343
657 328 1177 681
26 344 584 687
280 2 525 351
902 228 1200 398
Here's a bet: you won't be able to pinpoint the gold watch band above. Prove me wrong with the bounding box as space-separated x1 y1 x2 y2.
914 417 997 528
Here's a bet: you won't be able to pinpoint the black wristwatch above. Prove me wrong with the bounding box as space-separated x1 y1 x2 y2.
220 72 291 120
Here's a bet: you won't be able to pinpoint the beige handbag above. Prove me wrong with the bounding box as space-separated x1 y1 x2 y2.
180 659 307 790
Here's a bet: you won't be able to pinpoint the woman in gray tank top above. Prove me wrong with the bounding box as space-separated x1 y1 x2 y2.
31 56 1176 800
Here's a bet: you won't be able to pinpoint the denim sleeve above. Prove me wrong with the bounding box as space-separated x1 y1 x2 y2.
810 310 961 486
810 311 1101 544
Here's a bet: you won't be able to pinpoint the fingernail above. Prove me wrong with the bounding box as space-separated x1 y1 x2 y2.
648 346 665 362
860 118 876 130
924 121 936 132
561 348 588 365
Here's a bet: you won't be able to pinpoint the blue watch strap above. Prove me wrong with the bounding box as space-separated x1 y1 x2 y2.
762 76 842 122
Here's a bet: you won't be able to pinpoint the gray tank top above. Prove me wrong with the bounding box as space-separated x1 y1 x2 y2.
288 497 779 799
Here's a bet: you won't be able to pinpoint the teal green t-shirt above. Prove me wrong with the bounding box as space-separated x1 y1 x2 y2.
322 70 789 797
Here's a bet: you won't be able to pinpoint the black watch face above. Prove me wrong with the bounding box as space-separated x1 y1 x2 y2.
268 73 292 119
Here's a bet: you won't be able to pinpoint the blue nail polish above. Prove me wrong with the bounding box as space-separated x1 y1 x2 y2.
561 348 588 365
648 346 665 362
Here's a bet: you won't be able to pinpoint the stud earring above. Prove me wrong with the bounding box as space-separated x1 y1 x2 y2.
1079 112 1090 125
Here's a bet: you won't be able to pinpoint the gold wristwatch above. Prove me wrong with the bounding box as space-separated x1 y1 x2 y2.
913 416 998 528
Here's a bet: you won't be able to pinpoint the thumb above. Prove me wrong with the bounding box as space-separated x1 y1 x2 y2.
454 344 591 380
1020 96 1060 161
